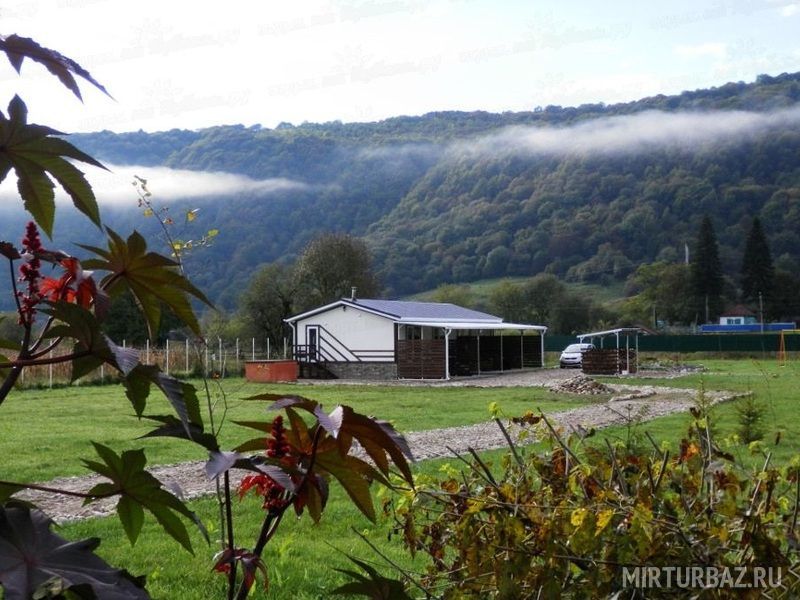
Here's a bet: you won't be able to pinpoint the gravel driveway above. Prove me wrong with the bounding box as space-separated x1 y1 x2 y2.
17 369 739 523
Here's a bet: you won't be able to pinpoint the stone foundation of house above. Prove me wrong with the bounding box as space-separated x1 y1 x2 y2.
324 362 398 380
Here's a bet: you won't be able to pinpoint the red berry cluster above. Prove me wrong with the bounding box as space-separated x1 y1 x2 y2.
17 222 42 325
267 415 290 460
237 415 293 512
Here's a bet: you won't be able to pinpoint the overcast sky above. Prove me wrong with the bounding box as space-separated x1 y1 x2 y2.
2 0 799 133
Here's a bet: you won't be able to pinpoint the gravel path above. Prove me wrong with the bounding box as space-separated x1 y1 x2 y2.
16 371 740 524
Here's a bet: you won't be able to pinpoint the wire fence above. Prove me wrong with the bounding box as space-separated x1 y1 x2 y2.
10 337 292 389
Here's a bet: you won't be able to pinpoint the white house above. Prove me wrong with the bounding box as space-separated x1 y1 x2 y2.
285 297 547 380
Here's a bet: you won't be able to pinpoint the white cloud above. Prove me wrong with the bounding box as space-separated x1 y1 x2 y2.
674 42 727 59
0 164 313 207
777 2 800 16
455 106 800 158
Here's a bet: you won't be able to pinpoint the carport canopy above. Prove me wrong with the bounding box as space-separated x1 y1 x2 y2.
399 321 547 332
576 327 642 344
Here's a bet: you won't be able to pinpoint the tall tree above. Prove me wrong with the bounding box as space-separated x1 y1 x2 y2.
623 262 694 326
238 263 297 348
740 217 774 306
690 215 724 323
294 233 380 309
488 281 528 323
487 275 601 334
430 283 474 308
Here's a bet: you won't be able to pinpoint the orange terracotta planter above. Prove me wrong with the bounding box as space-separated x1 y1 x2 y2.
244 360 299 382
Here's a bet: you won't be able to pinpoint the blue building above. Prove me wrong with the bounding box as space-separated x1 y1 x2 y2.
700 305 795 333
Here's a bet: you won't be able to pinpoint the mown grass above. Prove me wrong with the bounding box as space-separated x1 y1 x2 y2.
60 452 477 600
595 358 800 467
11 358 800 599
0 377 596 482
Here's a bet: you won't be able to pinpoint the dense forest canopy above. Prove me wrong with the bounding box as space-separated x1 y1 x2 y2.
1 71 799 309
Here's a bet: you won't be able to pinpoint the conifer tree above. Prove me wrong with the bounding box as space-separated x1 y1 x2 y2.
690 215 724 323
740 217 774 306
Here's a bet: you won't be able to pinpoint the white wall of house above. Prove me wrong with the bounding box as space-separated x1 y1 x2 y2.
295 306 395 362
719 316 757 325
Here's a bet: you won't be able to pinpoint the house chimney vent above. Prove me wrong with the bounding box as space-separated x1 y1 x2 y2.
350 287 357 301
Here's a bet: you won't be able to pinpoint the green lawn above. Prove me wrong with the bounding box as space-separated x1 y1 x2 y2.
595 358 800 466
14 358 800 598
0 378 596 482
60 453 471 600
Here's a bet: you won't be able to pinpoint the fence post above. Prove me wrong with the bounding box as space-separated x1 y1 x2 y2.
283 338 287 359
204 338 209 375
267 338 270 359
166 339 170 375
146 339 150 364
185 338 189 374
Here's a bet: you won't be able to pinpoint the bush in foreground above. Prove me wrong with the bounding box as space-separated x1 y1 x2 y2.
379 411 800 598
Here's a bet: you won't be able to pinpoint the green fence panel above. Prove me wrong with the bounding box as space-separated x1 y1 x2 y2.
544 333 800 353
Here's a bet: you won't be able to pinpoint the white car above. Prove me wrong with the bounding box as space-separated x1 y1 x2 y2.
559 343 594 368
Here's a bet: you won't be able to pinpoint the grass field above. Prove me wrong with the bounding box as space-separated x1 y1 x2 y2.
8 358 800 598
596 357 800 466
0 378 596 482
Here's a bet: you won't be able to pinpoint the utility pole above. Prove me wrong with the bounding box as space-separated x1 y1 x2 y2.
759 291 764 333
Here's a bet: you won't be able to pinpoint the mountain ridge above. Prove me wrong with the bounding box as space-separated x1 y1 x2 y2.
1 71 798 309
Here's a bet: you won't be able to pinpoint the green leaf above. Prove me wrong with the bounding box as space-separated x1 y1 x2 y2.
140 415 219 452
314 452 378 522
116 496 144 546
81 229 212 336
0 505 147 599
42 302 139 381
82 443 207 553
0 337 19 350
0 34 111 99
331 554 412 599
121 366 202 438
15 153 56 235
0 96 104 236
35 153 100 226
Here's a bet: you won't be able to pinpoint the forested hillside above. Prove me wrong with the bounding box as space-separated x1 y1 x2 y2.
2 71 799 308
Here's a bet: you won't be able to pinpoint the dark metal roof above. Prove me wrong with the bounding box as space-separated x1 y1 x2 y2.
351 299 502 322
